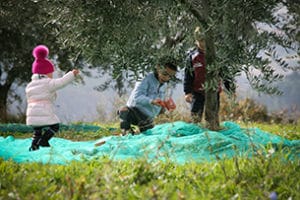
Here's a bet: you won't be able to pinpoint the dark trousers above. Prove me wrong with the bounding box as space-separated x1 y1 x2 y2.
32 123 59 147
191 92 220 122
191 92 205 120
119 107 154 132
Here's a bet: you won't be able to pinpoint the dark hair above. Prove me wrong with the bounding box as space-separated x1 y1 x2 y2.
158 55 178 71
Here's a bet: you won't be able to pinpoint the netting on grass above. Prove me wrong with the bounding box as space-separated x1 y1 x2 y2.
0 121 299 164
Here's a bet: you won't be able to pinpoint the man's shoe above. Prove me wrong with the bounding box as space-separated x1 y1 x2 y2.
29 144 39 151
121 127 140 136
121 129 130 136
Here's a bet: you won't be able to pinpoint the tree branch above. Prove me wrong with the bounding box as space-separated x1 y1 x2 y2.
177 0 208 27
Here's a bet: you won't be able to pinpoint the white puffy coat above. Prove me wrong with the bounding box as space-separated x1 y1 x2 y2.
26 72 75 126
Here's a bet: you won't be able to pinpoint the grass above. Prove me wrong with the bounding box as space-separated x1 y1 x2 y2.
0 121 299 199
243 122 300 140
1 155 299 199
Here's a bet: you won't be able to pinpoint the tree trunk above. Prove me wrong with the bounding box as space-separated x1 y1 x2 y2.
0 85 10 122
204 29 220 130
204 89 220 131
179 0 220 130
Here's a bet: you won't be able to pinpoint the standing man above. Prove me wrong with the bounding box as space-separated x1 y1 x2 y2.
184 28 234 123
184 32 211 123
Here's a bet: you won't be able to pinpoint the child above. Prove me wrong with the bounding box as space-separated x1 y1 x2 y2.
26 45 80 151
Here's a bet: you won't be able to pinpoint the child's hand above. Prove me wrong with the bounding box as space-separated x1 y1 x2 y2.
72 69 80 76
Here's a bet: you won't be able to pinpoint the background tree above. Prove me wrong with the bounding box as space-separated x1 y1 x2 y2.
0 0 79 122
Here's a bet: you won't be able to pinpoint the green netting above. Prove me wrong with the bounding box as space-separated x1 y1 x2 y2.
0 121 299 165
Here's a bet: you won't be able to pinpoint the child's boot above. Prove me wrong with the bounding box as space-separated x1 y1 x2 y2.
29 130 42 151
39 129 54 147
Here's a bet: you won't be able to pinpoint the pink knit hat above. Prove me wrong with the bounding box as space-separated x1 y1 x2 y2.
32 45 54 74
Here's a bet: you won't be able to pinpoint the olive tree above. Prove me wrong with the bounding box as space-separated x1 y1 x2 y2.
50 0 298 129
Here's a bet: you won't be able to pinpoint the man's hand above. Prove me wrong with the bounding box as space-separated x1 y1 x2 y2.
152 99 164 106
185 93 193 103
152 98 176 111
164 98 176 111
